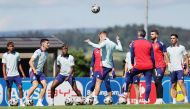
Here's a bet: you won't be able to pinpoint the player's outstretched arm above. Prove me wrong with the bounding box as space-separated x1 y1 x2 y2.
84 39 106 49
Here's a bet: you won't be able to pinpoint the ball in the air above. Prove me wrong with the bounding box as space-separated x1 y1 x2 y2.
91 4 100 14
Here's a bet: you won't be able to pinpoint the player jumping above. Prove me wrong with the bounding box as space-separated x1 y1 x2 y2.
2 41 26 106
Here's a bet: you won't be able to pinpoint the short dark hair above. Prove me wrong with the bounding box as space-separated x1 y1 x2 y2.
151 29 159 35
7 41 14 47
61 44 68 48
40 38 49 45
170 34 178 39
138 29 146 37
99 31 108 36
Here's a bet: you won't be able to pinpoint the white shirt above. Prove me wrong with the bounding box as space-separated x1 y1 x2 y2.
30 49 48 73
57 55 75 76
2 52 20 77
167 45 187 71
125 52 132 70
88 38 123 68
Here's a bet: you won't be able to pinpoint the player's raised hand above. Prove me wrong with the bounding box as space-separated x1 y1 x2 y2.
84 39 91 43
116 35 120 40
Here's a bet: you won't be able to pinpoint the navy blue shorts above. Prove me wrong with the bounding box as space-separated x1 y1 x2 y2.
96 67 112 80
7 75 22 88
125 72 140 84
153 67 165 80
170 70 184 83
29 71 46 83
55 74 75 86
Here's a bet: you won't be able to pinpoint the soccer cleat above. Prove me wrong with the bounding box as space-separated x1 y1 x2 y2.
135 100 139 105
144 100 149 104
36 102 44 106
93 98 99 105
127 101 130 105
172 100 176 104
48 102 54 106
154 99 160 104
184 99 188 103
20 103 25 107
49 99 54 106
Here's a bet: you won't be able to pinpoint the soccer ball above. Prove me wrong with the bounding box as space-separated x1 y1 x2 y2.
104 96 112 105
118 96 127 104
9 98 19 106
65 97 74 106
91 4 100 14
24 98 33 106
84 96 93 105
74 97 84 105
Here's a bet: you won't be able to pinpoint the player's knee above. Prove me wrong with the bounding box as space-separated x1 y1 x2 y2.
178 81 184 87
42 83 47 89
32 83 39 89
51 85 55 91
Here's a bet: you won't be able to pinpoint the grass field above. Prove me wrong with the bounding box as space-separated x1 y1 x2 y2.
1 104 190 109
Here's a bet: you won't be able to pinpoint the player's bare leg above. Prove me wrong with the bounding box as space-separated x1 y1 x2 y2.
93 78 102 105
72 81 82 96
134 84 140 104
27 81 39 99
126 84 131 104
36 80 47 106
178 80 188 103
171 83 177 104
18 85 24 106
50 80 61 106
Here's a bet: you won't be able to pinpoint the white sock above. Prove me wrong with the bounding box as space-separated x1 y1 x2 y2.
127 98 130 103
51 98 54 103
93 96 97 100
173 98 176 103
136 99 139 103
124 92 127 96
20 98 23 104
184 96 188 101
38 99 42 103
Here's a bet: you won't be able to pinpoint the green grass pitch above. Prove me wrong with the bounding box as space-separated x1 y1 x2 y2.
1 104 190 109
